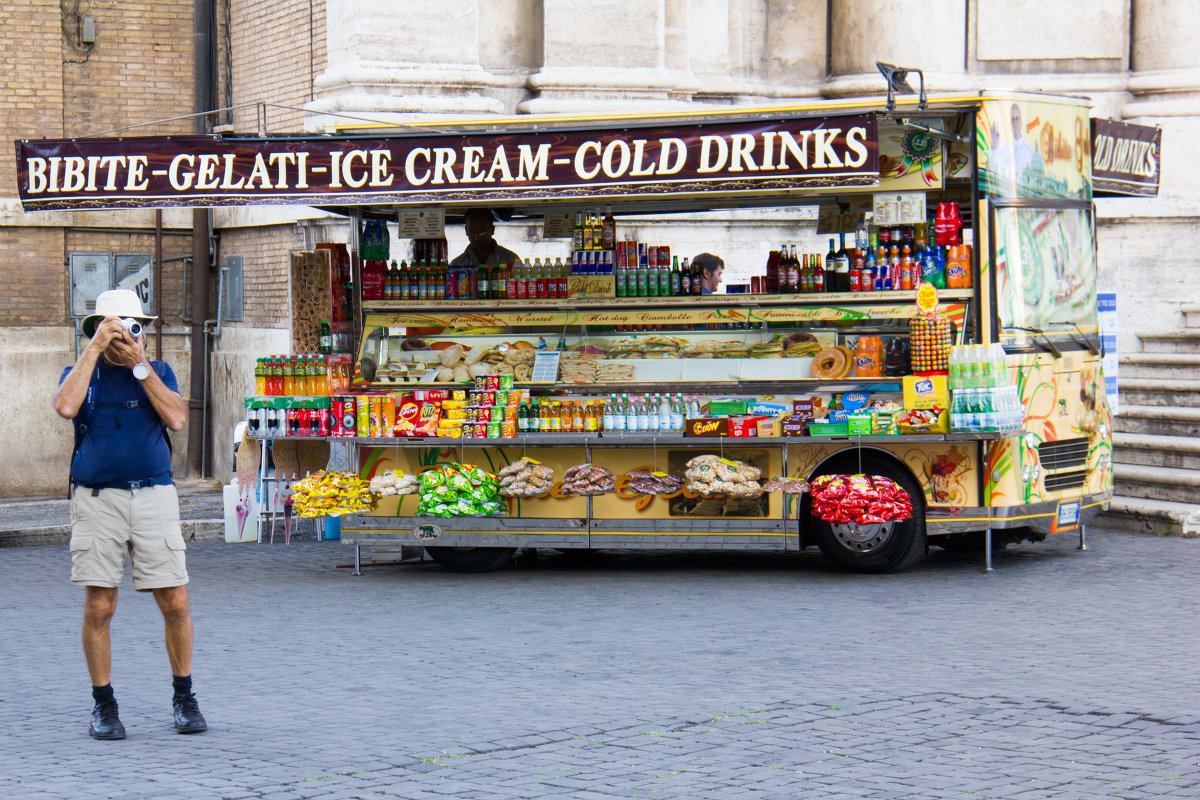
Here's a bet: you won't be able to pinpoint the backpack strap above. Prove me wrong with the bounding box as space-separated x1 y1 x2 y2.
68 366 100 498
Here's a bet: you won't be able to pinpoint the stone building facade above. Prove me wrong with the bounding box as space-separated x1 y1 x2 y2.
2 0 1197 497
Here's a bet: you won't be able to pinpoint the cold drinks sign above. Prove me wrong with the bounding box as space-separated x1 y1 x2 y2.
15 114 877 210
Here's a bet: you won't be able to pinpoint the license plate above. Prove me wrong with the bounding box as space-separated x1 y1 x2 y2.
1053 501 1080 532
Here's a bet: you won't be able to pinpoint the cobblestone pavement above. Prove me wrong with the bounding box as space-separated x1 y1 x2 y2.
1 528 1197 799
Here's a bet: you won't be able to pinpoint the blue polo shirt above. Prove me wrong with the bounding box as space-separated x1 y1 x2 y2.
60 360 177 485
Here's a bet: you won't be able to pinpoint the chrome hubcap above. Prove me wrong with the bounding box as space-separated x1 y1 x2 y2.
830 521 895 554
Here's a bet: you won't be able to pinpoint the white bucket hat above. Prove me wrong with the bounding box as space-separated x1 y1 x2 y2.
81 289 157 338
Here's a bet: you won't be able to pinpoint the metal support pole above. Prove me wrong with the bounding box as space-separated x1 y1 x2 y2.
353 544 362 576
984 529 995 573
1078 524 1087 551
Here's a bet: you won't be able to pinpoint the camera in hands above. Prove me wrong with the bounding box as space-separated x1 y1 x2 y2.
122 317 143 337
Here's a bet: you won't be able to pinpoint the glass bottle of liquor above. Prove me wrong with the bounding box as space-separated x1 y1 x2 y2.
602 205 616 250
785 245 800 293
800 253 812 293
813 254 826 293
573 211 585 251
835 233 851 292
826 238 838 286
679 258 691 295
691 258 703 295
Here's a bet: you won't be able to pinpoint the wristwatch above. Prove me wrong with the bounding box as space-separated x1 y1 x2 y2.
132 362 151 381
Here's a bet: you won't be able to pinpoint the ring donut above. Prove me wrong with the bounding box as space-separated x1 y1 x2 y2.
810 347 849 380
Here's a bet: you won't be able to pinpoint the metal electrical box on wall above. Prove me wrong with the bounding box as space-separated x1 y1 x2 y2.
224 255 244 321
69 251 154 318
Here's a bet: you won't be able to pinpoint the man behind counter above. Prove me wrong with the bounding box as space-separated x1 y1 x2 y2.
450 208 522 268
693 252 725 294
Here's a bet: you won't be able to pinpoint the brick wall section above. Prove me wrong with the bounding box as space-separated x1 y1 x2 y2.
59 0 194 137
218 225 297 329
0 1 64 194
226 0 326 133
0 228 68 325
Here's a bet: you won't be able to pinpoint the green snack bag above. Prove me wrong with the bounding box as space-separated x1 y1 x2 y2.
419 470 445 490
465 466 488 484
449 474 472 492
430 486 455 503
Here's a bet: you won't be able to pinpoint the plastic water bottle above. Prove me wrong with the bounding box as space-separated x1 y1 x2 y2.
671 396 686 431
658 395 672 430
603 398 615 431
948 347 963 391
612 397 628 431
646 396 661 431
636 397 650 431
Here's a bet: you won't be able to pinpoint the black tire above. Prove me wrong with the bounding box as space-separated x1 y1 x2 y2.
423 546 516 573
806 454 926 573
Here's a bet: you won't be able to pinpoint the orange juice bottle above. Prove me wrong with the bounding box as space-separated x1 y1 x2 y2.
855 336 883 377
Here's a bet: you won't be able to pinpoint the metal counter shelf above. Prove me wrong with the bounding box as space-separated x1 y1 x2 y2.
290 431 1012 446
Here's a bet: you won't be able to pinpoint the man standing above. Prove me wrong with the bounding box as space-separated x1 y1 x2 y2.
53 289 206 740
449 208 522 268
693 253 725 295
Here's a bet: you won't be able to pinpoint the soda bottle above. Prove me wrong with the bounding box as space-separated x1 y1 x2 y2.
855 336 883 377
558 260 570 298
254 358 267 396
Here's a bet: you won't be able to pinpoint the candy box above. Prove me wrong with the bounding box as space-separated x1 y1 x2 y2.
781 415 808 436
756 417 782 437
902 376 949 433
747 401 789 416
728 416 767 438
685 417 728 437
413 389 452 401
847 412 873 435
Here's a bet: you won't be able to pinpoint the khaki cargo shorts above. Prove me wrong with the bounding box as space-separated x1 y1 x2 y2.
69 483 189 591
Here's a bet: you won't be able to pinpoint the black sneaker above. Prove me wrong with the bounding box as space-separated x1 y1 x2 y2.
89 700 126 740
172 691 207 734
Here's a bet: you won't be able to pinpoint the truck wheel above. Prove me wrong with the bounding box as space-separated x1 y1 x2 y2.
807 455 926 573
424 547 516 573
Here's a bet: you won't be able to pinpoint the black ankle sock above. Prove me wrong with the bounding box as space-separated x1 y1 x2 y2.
92 684 115 705
172 675 192 696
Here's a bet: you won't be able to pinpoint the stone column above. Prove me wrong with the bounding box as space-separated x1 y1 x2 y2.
519 0 698 114
307 0 506 127
824 0 968 98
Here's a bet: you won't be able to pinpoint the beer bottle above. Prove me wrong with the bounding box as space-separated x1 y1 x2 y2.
680 258 691 295
318 320 332 355
813 254 826 293
602 205 616 250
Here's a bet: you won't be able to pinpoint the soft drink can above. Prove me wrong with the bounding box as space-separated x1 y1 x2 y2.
616 241 626 268
658 245 670 266
382 395 396 437
356 396 371 437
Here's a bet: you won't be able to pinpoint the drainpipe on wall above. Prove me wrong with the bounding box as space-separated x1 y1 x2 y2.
186 0 215 476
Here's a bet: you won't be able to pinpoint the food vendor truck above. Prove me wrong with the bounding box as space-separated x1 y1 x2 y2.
17 90 1141 574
